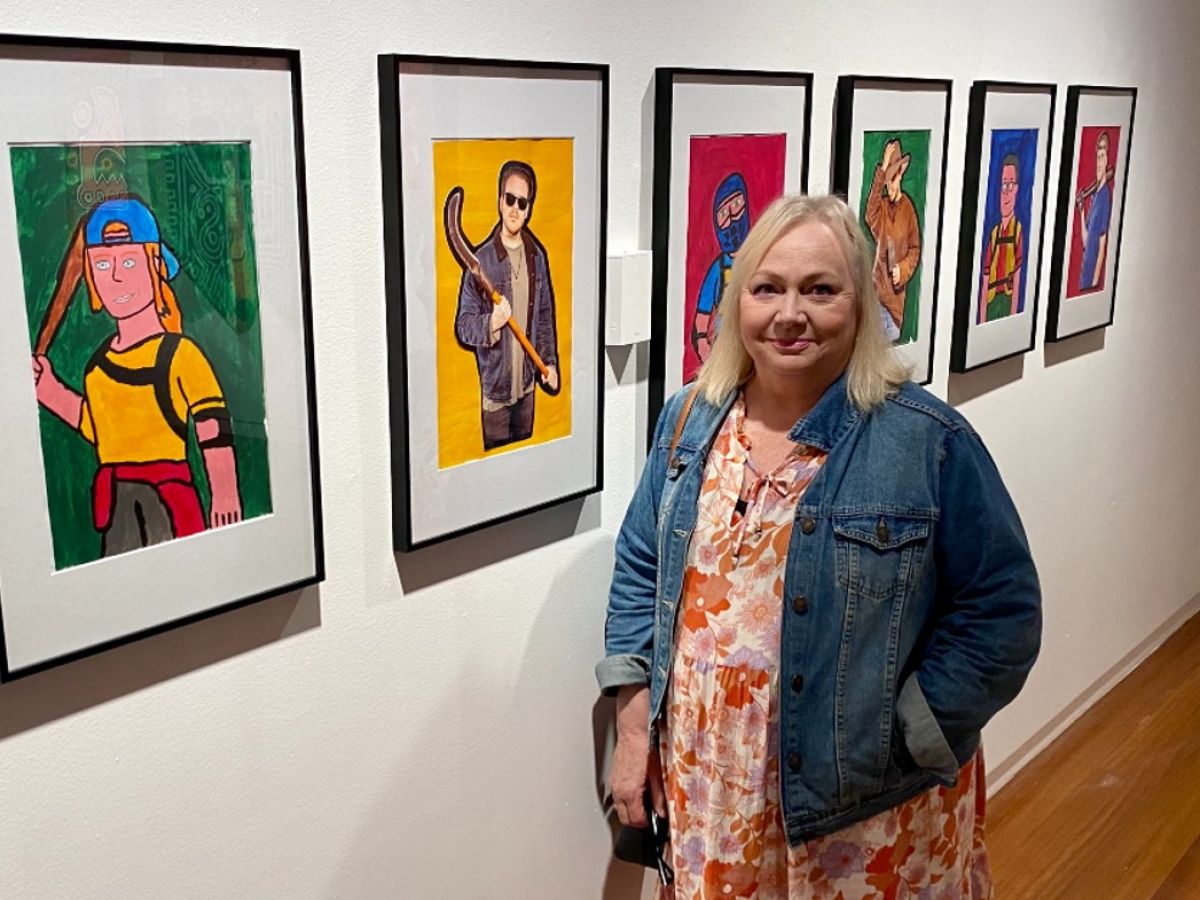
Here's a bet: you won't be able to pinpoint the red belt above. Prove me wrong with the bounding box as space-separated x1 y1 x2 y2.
92 461 205 537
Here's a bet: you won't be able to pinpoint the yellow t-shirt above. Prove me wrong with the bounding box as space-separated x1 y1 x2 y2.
79 334 227 465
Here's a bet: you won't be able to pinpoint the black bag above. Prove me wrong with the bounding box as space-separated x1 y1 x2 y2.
613 795 673 886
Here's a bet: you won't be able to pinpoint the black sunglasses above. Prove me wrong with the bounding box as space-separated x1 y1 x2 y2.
503 192 530 211
649 810 674 887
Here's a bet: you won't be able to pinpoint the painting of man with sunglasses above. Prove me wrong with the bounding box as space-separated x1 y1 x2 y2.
453 159 560 451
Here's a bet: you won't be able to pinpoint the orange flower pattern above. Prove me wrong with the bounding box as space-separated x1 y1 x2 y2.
661 397 993 899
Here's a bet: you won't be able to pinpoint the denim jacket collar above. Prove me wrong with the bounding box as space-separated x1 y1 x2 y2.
785 372 861 452
673 372 861 462
490 224 510 262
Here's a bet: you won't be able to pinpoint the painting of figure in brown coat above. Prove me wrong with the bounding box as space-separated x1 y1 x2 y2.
859 132 929 345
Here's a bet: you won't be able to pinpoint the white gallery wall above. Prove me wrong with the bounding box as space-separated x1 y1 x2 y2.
2 0 1199 897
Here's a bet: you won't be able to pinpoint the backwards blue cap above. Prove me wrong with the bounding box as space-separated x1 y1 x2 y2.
84 197 180 280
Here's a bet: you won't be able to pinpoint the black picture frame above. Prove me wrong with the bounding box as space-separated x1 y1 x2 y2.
0 34 324 681
647 67 812 452
950 80 1057 373
379 54 608 551
832 75 953 385
1044 84 1137 343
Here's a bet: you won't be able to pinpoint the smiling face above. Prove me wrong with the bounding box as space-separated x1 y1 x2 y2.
738 220 858 390
498 172 531 238
1095 137 1109 185
86 244 156 319
999 163 1019 219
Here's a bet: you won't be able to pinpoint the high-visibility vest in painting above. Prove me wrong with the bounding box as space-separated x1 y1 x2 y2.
985 217 1024 301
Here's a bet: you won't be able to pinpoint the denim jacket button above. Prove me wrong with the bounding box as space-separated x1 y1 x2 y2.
787 752 803 772
876 519 891 543
791 674 805 693
799 516 816 535
791 595 809 615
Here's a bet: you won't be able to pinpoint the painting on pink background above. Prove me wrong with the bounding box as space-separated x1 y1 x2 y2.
682 133 787 382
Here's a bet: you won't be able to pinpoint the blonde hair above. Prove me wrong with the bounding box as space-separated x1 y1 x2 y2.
695 193 911 412
84 241 182 334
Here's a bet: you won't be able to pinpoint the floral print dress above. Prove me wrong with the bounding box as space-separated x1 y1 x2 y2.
660 397 992 899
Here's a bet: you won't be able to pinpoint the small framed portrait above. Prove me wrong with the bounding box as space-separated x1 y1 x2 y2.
0 35 323 679
951 81 1056 372
1044 85 1137 342
648 67 811 445
833 76 952 384
379 54 607 551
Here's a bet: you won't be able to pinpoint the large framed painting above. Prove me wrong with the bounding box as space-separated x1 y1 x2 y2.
379 55 607 551
648 67 811 446
1045 85 1137 342
0 35 323 680
833 76 951 384
951 80 1055 372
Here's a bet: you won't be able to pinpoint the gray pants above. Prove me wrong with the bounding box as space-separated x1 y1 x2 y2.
481 391 535 451
102 481 175 557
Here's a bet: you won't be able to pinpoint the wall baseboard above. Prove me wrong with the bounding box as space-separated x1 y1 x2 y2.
987 592 1200 796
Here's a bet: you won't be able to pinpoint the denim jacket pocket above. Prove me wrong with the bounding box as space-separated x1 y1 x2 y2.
833 512 931 601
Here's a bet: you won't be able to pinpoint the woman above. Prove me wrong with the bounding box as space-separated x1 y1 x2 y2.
598 195 1040 898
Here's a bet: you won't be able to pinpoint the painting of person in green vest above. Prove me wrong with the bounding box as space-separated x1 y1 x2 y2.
30 195 243 559
977 129 1038 324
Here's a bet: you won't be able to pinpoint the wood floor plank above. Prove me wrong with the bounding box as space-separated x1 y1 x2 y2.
987 611 1200 899
1152 833 1200 899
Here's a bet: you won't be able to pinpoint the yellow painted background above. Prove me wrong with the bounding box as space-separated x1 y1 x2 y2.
432 138 574 470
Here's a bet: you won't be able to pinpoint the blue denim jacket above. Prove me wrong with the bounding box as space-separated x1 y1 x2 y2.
597 376 1041 844
454 225 559 403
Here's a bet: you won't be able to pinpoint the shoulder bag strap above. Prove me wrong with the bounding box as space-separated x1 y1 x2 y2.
667 383 702 470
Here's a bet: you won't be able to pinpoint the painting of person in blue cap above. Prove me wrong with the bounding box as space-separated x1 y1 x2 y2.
691 172 750 367
30 194 243 558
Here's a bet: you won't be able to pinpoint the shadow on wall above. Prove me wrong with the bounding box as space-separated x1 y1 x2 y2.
947 353 1025 406
392 331 644 594
949 326 1106 406
0 585 322 740
592 697 658 899
1043 328 1106 367
607 341 651 470
639 73 656 251
394 493 603 594
329 530 651 897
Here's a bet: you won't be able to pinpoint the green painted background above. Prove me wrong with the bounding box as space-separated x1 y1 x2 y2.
9 142 272 570
858 129 931 346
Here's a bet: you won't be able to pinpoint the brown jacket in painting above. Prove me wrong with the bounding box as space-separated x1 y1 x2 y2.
865 164 921 329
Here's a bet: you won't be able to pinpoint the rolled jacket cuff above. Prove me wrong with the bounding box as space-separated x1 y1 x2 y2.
595 653 651 697
896 674 959 782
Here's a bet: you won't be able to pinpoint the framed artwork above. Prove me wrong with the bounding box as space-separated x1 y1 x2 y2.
833 76 952 384
648 67 811 445
379 55 607 551
0 35 323 680
951 81 1056 372
1045 85 1136 342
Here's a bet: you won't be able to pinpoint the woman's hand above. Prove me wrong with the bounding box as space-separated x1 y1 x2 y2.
610 685 666 828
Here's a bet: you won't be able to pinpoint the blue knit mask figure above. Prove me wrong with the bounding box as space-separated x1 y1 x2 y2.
713 172 750 255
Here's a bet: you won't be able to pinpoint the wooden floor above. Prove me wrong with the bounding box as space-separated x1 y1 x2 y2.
988 610 1200 899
